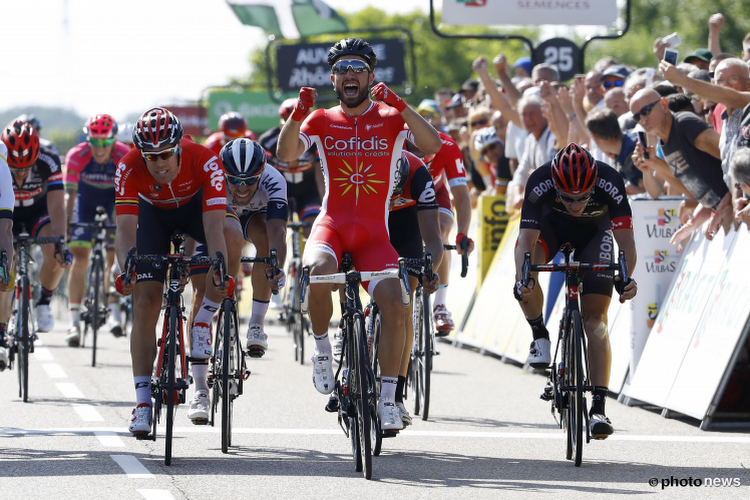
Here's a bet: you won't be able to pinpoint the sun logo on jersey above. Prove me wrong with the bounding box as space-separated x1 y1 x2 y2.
333 160 386 200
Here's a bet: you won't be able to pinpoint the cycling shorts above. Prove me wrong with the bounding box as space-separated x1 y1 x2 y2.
13 203 50 238
388 205 422 278
535 213 615 297
436 183 454 220
287 183 321 221
69 192 116 249
305 214 400 295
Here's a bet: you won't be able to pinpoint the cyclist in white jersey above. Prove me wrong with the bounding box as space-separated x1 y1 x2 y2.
0 140 15 371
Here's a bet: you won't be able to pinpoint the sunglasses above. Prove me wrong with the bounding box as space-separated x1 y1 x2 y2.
88 137 115 148
471 118 489 128
482 142 500 155
141 146 180 162
603 80 625 89
633 100 661 122
421 113 436 120
226 173 261 187
557 189 593 204
332 58 371 74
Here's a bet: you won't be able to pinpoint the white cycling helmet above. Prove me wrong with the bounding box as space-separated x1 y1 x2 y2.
474 127 501 155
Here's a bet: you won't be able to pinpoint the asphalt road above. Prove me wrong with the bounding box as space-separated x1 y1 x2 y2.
1 303 749 500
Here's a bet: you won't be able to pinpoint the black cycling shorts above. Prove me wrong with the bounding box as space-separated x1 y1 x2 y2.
287 182 321 220
388 205 423 278
536 213 615 297
13 203 50 238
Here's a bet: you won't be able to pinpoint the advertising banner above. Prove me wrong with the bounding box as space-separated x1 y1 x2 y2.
166 106 208 138
477 194 509 287
444 206 480 341
276 39 407 97
206 90 295 136
441 0 618 27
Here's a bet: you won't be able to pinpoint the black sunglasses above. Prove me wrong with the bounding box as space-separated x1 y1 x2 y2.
633 100 661 122
471 118 488 128
557 189 593 204
332 58 371 74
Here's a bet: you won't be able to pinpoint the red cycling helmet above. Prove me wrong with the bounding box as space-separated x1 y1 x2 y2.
279 98 297 122
551 143 598 195
84 114 118 139
133 107 183 150
2 120 40 168
219 112 248 139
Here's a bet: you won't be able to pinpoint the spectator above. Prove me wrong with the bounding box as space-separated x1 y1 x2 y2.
743 33 750 62
434 88 454 115
532 63 560 85
474 127 511 194
594 56 620 71
630 88 731 247
416 100 444 132
445 93 467 120
604 87 630 117
600 65 630 93
666 93 697 113
461 78 479 103
729 147 750 226
513 56 532 79
683 49 713 71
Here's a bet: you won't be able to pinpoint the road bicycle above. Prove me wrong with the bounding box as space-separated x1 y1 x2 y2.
208 250 278 453
281 221 312 364
301 254 410 480
5 231 66 402
124 234 223 466
69 206 117 366
522 243 628 467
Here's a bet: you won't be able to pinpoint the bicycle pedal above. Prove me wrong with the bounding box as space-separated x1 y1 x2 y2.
325 395 339 413
190 418 209 426
245 346 266 358
382 429 399 438
134 433 153 441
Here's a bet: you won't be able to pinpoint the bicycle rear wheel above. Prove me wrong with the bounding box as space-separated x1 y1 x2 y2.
567 310 585 467
352 314 372 479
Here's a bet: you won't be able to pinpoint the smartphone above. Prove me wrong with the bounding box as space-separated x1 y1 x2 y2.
663 48 679 66
574 74 586 81
662 32 681 48
637 130 649 160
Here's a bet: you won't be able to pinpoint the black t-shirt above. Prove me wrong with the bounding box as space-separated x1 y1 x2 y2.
661 111 728 209
520 160 633 231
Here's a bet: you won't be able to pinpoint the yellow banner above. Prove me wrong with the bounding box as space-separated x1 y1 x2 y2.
477 194 509 287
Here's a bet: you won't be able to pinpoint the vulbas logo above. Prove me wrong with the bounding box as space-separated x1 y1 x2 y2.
646 208 679 238
647 302 658 328
645 250 677 273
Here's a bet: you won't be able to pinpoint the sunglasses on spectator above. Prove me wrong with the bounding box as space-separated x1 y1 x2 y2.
471 118 489 128
332 59 371 74
141 146 180 162
482 142 500 155
88 137 115 148
633 100 661 122
603 80 625 89
557 189 593 204
226 173 262 187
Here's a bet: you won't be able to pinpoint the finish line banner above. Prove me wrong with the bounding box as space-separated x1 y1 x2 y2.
441 1 618 27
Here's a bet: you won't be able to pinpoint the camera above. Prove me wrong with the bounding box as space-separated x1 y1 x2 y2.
637 131 649 160
663 48 679 66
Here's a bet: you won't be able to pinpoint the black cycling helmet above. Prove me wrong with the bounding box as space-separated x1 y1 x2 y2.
327 37 377 69
16 113 42 132
392 152 411 198
220 138 266 178
551 143 598 195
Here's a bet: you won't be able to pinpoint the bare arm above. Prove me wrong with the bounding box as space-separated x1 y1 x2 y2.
514 227 540 281
277 116 308 162
613 227 638 302
46 190 67 239
540 82 569 146
202 209 228 263
402 106 441 154
115 213 138 269
473 56 521 128
660 61 750 111
0 218 13 265
450 184 472 243
267 218 287 269
708 13 725 56
493 54 522 105
65 188 77 226
416 208 443 269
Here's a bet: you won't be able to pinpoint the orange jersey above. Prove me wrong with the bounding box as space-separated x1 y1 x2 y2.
115 139 226 216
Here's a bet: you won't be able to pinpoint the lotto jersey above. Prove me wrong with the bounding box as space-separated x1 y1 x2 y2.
115 139 226 216
13 146 64 209
228 165 288 220
391 151 438 212
423 130 467 189
64 141 131 190
300 101 413 227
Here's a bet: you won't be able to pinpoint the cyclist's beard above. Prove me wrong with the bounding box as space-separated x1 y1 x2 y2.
335 83 370 109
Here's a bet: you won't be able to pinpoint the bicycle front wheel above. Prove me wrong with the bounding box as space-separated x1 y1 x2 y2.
420 287 432 421
18 276 31 402
293 260 306 365
352 314 372 479
369 307 382 456
164 304 179 466
568 310 585 467
91 256 103 367
221 299 238 453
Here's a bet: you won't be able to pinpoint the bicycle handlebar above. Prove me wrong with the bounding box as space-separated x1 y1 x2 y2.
122 246 223 286
400 252 434 283
522 248 629 293
240 248 280 294
443 243 469 278
287 221 313 230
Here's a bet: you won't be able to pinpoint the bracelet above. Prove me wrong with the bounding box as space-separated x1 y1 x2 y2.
568 113 577 120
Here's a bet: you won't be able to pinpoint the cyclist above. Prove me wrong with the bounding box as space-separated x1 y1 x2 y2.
16 114 60 156
277 37 441 430
204 111 257 156
0 140 15 371
64 114 131 346
409 112 474 335
0 120 70 336
258 99 323 234
114 107 241 435
513 143 638 439
184 138 288 423
388 150 443 425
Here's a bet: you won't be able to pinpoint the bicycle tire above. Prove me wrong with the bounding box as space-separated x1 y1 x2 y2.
221 299 235 453
294 261 305 365
369 307 382 456
420 286 432 421
164 303 179 466
19 276 31 402
91 255 102 367
408 289 422 416
353 314 372 479
345 323 362 473
570 310 585 467
210 316 223 429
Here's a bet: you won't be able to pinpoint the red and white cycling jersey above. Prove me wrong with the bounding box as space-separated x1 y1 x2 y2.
115 139 226 216
300 101 413 227
406 129 466 190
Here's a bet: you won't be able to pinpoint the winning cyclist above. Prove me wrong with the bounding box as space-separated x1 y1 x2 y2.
277 37 441 430
64 114 131 346
114 107 242 435
0 120 70 336
204 112 257 156
513 143 637 439
184 138 287 423
0 140 15 371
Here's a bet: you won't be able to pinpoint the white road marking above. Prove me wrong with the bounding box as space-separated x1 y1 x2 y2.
137 490 176 500
73 404 104 422
33 347 54 361
111 455 152 478
3 427 750 444
95 431 125 447
55 382 85 399
41 363 67 379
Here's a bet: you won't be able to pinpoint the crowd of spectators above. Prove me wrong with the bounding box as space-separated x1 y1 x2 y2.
419 11 750 250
